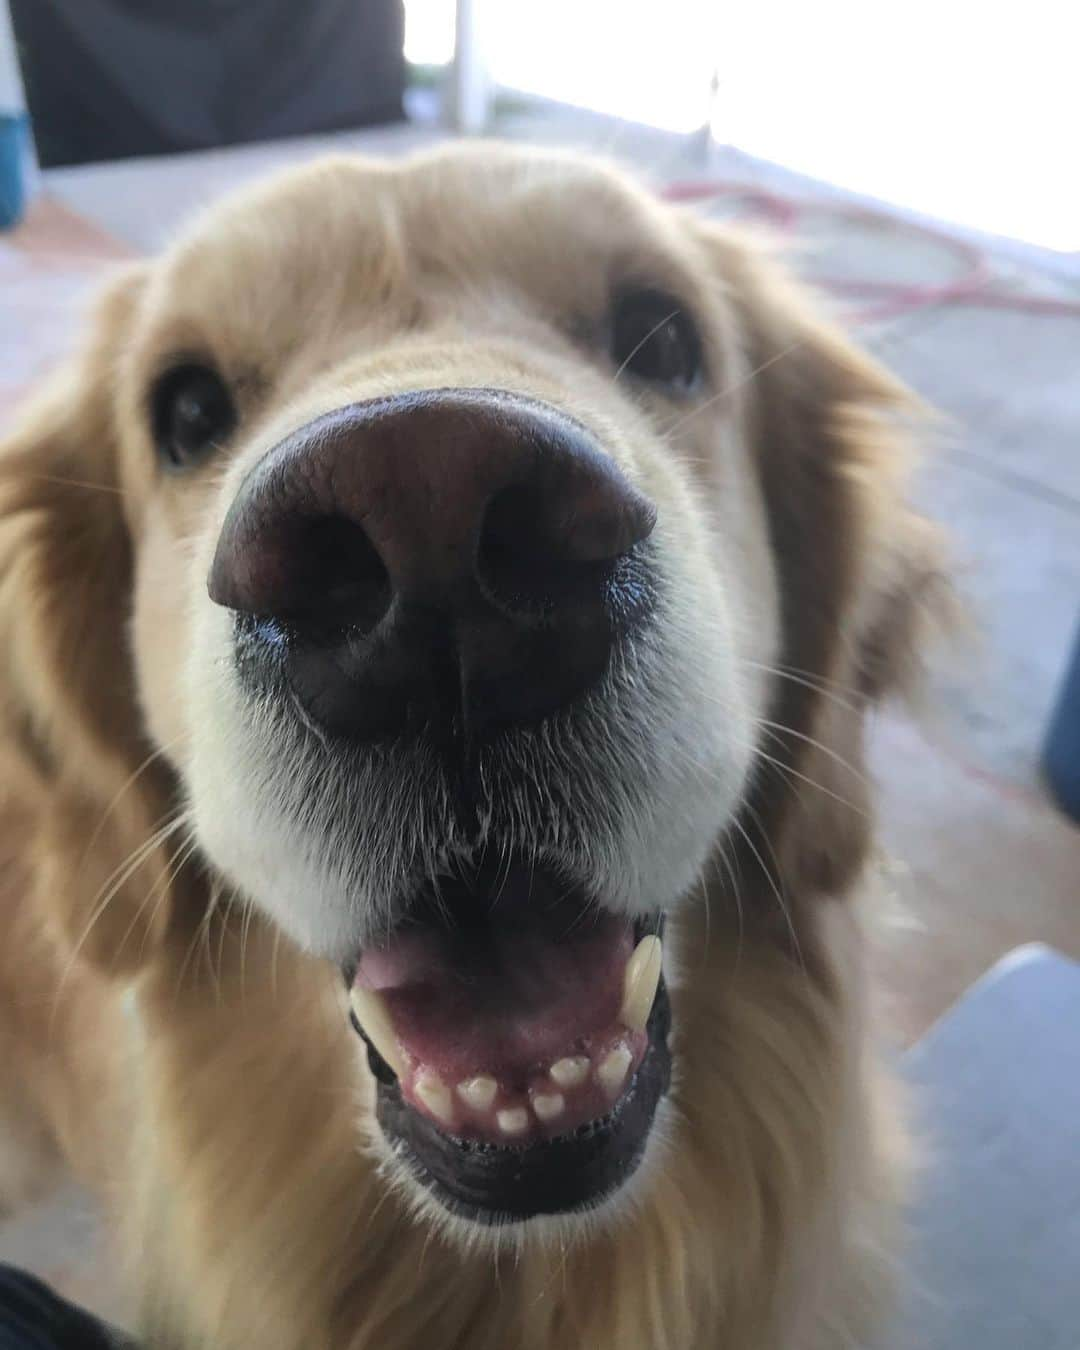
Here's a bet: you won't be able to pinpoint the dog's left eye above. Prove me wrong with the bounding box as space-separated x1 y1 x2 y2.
610 289 702 391
152 363 237 470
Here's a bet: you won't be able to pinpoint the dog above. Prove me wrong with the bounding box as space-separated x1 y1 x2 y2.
0 144 944 1348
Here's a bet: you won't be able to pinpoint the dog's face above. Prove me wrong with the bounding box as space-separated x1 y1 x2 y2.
131 147 778 1221
2 146 935 1233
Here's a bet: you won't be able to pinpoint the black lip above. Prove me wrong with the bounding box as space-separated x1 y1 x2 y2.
353 977 671 1224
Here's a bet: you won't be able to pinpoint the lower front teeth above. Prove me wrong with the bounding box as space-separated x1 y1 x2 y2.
496 1107 529 1136
457 1075 497 1111
350 937 657 1132
549 1056 590 1089
597 1044 633 1097
531 1091 565 1121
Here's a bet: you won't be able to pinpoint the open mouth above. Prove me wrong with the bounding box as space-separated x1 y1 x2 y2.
345 859 671 1223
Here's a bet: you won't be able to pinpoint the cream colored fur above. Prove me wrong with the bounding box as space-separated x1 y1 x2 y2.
0 144 944 1348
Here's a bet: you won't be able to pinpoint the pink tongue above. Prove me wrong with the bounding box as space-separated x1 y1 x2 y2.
354 909 644 1142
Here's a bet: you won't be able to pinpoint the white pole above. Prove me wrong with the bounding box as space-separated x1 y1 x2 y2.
450 0 491 135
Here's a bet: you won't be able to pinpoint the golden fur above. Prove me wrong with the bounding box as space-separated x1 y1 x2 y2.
0 145 944 1348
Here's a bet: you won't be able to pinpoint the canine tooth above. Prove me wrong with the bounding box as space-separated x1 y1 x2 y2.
597 1044 633 1097
620 935 663 1033
457 1075 497 1111
532 1092 565 1122
496 1107 529 1136
549 1056 590 1089
415 1072 455 1125
349 985 404 1077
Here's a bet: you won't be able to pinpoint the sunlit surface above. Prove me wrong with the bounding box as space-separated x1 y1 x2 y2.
404 0 456 66
405 0 1078 251
717 3 1077 251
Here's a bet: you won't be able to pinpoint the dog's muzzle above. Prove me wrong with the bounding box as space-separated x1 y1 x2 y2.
204 387 671 1220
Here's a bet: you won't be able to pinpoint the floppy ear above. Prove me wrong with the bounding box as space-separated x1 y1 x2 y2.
696 226 951 899
0 265 178 974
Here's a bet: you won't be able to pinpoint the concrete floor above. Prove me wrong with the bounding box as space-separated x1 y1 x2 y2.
2 99 1079 1323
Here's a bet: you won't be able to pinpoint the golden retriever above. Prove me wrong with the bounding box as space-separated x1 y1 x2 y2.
0 144 942 1349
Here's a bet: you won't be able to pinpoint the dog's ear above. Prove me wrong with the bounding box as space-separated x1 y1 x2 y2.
0 264 177 974
694 225 951 899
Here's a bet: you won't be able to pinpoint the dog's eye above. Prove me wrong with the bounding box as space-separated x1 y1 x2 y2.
152 364 236 469
610 290 702 391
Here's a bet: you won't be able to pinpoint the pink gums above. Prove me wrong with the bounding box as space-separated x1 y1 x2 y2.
354 910 648 1142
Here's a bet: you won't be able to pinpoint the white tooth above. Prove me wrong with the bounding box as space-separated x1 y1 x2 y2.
620 935 663 1033
457 1075 497 1111
496 1107 529 1136
349 985 405 1077
532 1092 565 1122
549 1056 590 1089
415 1071 455 1126
597 1044 633 1097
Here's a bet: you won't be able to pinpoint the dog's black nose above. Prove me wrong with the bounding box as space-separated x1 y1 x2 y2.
208 389 657 740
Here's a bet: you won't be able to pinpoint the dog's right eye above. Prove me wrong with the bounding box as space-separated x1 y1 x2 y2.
152 364 236 470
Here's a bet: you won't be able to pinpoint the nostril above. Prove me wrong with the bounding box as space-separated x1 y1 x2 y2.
213 513 393 637
478 459 658 616
285 515 392 634
478 483 615 613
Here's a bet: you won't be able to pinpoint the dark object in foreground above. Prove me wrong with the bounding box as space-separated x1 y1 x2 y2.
1043 616 1080 823
0 1266 137 1350
9 0 405 167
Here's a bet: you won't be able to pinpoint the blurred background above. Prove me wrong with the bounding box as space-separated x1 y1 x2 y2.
1 0 1078 1337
